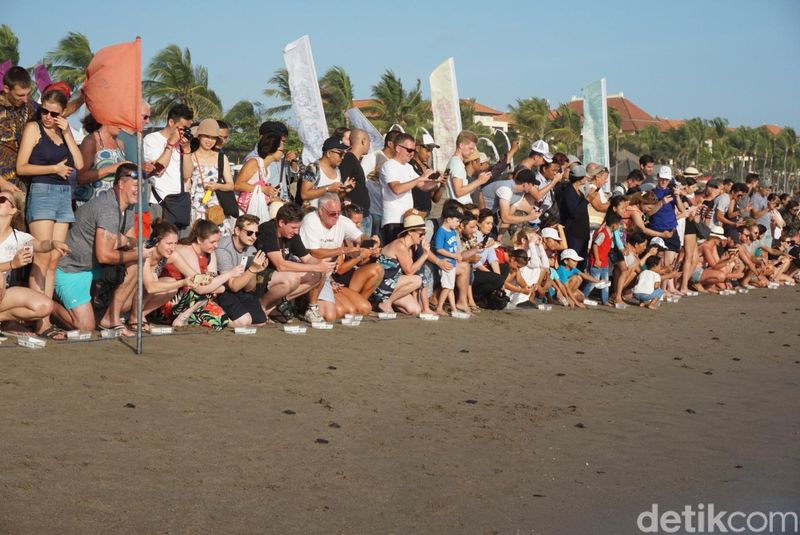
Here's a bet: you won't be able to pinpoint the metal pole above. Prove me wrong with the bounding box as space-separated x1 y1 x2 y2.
135 131 144 355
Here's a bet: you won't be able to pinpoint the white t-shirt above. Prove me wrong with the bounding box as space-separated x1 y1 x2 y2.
633 270 661 294
299 212 362 256
305 166 341 208
1 230 33 263
445 156 470 203
363 150 387 217
143 131 183 204
380 158 418 225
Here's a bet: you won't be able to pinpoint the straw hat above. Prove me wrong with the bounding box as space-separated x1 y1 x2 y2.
193 118 220 138
399 212 426 235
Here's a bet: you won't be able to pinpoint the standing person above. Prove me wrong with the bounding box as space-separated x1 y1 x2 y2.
749 183 773 231
409 133 446 216
143 104 194 224
638 154 657 191
583 212 621 305
445 130 490 204
433 204 470 316
235 132 283 220
299 136 354 208
339 128 373 235
584 163 610 231
363 130 401 237
0 67 36 193
183 119 235 225
75 114 129 203
612 169 644 197
532 160 565 223
380 133 435 243
116 99 150 168
558 165 591 263
649 166 685 294
0 190 69 330
16 89 83 338
53 164 143 338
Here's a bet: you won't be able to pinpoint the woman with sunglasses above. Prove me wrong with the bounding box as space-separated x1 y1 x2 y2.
74 114 129 204
15 88 83 338
0 191 69 334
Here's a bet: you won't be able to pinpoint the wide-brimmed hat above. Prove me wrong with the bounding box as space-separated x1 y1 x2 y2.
709 225 726 239
683 166 701 177
194 118 220 138
399 212 426 235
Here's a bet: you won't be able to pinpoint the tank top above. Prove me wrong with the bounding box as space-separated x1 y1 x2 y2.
74 131 126 203
29 122 71 186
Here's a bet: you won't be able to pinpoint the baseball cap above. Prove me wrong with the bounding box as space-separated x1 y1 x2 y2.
560 248 583 262
657 166 673 180
541 227 561 241
649 237 667 250
421 133 439 149
531 139 553 163
322 136 349 152
570 165 587 179
567 154 582 165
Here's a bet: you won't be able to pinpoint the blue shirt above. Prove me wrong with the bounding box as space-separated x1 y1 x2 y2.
649 187 678 231
555 265 580 283
433 226 458 267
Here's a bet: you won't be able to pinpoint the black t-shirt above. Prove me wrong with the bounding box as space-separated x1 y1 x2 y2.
559 185 590 239
256 220 309 261
340 152 370 213
409 158 433 213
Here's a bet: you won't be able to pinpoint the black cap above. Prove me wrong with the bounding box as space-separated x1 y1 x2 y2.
322 136 349 152
259 121 289 137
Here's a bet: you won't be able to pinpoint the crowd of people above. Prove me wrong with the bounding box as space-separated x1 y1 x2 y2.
1 65 799 340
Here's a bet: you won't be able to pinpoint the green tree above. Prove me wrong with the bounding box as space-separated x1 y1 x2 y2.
263 68 292 116
459 99 492 137
365 70 431 133
508 97 550 149
144 44 222 120
223 100 263 160
320 66 354 130
548 103 582 156
45 32 93 89
0 25 20 65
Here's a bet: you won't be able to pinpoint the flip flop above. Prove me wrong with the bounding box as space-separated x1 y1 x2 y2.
128 321 151 334
99 324 135 338
37 326 68 341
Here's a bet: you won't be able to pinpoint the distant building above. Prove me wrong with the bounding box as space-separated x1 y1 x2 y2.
351 99 511 132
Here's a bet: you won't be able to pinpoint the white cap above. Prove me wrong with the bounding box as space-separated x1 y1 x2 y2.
657 165 673 180
541 227 561 241
531 139 553 163
478 151 489 164
560 248 583 262
421 133 439 148
649 237 667 249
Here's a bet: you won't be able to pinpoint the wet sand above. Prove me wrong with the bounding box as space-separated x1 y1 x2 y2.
1 287 799 534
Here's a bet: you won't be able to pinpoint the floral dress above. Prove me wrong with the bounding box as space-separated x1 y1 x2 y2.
370 254 402 304
189 154 222 224
150 251 229 330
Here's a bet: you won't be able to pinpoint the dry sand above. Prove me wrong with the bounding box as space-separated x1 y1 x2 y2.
1 287 799 534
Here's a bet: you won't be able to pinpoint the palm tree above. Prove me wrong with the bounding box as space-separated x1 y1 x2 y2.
45 32 93 89
263 68 292 116
459 99 492 137
0 25 20 64
508 97 550 148
144 44 222 120
319 66 354 130
365 70 431 133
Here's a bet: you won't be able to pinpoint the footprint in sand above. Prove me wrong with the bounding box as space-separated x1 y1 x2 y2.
315 438 329 444
704 371 714 375
124 403 136 409
465 399 478 405
686 408 696 414
329 422 341 428
574 423 586 429
283 409 296 415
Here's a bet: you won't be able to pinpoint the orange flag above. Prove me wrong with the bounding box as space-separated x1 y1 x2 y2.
83 38 142 132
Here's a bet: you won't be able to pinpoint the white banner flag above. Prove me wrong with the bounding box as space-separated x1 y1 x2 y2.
346 108 384 151
283 35 328 165
581 78 609 169
430 58 462 171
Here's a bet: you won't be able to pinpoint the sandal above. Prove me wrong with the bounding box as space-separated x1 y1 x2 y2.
37 326 68 341
128 321 151 334
98 324 135 338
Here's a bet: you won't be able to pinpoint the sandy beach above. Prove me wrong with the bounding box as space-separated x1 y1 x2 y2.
1 287 799 534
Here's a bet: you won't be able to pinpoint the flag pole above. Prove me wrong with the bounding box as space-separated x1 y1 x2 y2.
136 131 144 355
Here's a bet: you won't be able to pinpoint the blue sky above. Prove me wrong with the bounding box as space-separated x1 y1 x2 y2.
5 0 800 130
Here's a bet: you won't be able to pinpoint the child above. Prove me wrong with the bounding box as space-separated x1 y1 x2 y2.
556 248 602 308
504 249 534 304
434 205 468 316
584 212 621 305
633 256 665 309
511 227 551 304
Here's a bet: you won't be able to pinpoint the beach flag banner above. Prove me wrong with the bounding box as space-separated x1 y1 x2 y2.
430 58 462 171
83 38 142 132
283 35 328 165
0 60 11 82
581 78 609 169
346 107 384 151
33 64 52 96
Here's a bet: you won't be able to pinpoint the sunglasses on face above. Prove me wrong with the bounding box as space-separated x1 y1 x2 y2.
0 196 16 208
142 114 151 121
40 109 61 118
330 150 346 157
243 229 259 237
397 145 416 154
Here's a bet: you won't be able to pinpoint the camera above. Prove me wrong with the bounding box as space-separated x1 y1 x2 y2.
181 126 193 141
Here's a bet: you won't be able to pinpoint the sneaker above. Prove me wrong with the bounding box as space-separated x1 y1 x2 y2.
304 305 325 324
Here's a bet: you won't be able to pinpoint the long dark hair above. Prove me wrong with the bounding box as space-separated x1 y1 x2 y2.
35 89 68 121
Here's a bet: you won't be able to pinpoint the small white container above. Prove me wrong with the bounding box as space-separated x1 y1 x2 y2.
311 322 333 330
536 304 553 311
18 336 46 349
150 326 173 335
737 288 749 294
451 311 470 319
583 299 598 307
234 327 257 335
378 312 397 320
419 313 440 321
686 291 700 297
344 314 363 321
283 325 307 334
341 319 361 327
100 329 120 339
66 330 92 341
615 302 629 309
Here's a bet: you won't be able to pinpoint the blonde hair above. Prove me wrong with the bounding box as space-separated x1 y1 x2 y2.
455 130 478 146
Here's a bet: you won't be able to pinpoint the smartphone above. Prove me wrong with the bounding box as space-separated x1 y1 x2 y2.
152 162 165 175
360 239 376 249
22 244 33 255
428 171 441 181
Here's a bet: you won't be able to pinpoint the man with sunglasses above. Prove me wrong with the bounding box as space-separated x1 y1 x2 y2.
299 136 355 208
53 163 149 337
214 214 269 327
380 132 436 243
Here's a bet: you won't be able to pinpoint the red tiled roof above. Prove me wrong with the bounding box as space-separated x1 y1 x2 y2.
762 124 781 136
658 118 685 131
351 98 506 117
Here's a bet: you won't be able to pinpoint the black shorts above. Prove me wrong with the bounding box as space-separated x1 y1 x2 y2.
663 231 681 252
684 219 698 236
216 290 267 324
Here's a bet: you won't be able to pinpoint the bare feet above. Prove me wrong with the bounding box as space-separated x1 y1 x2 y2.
377 301 394 314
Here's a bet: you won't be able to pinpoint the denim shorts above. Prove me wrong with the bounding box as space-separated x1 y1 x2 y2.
26 182 75 223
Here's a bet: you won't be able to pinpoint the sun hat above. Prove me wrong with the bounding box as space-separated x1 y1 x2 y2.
195 118 220 138
567 154 581 165
570 164 587 179
560 248 583 262
478 152 489 164
683 166 701 177
399 211 427 235
541 227 561 241
709 224 726 239
465 150 481 162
